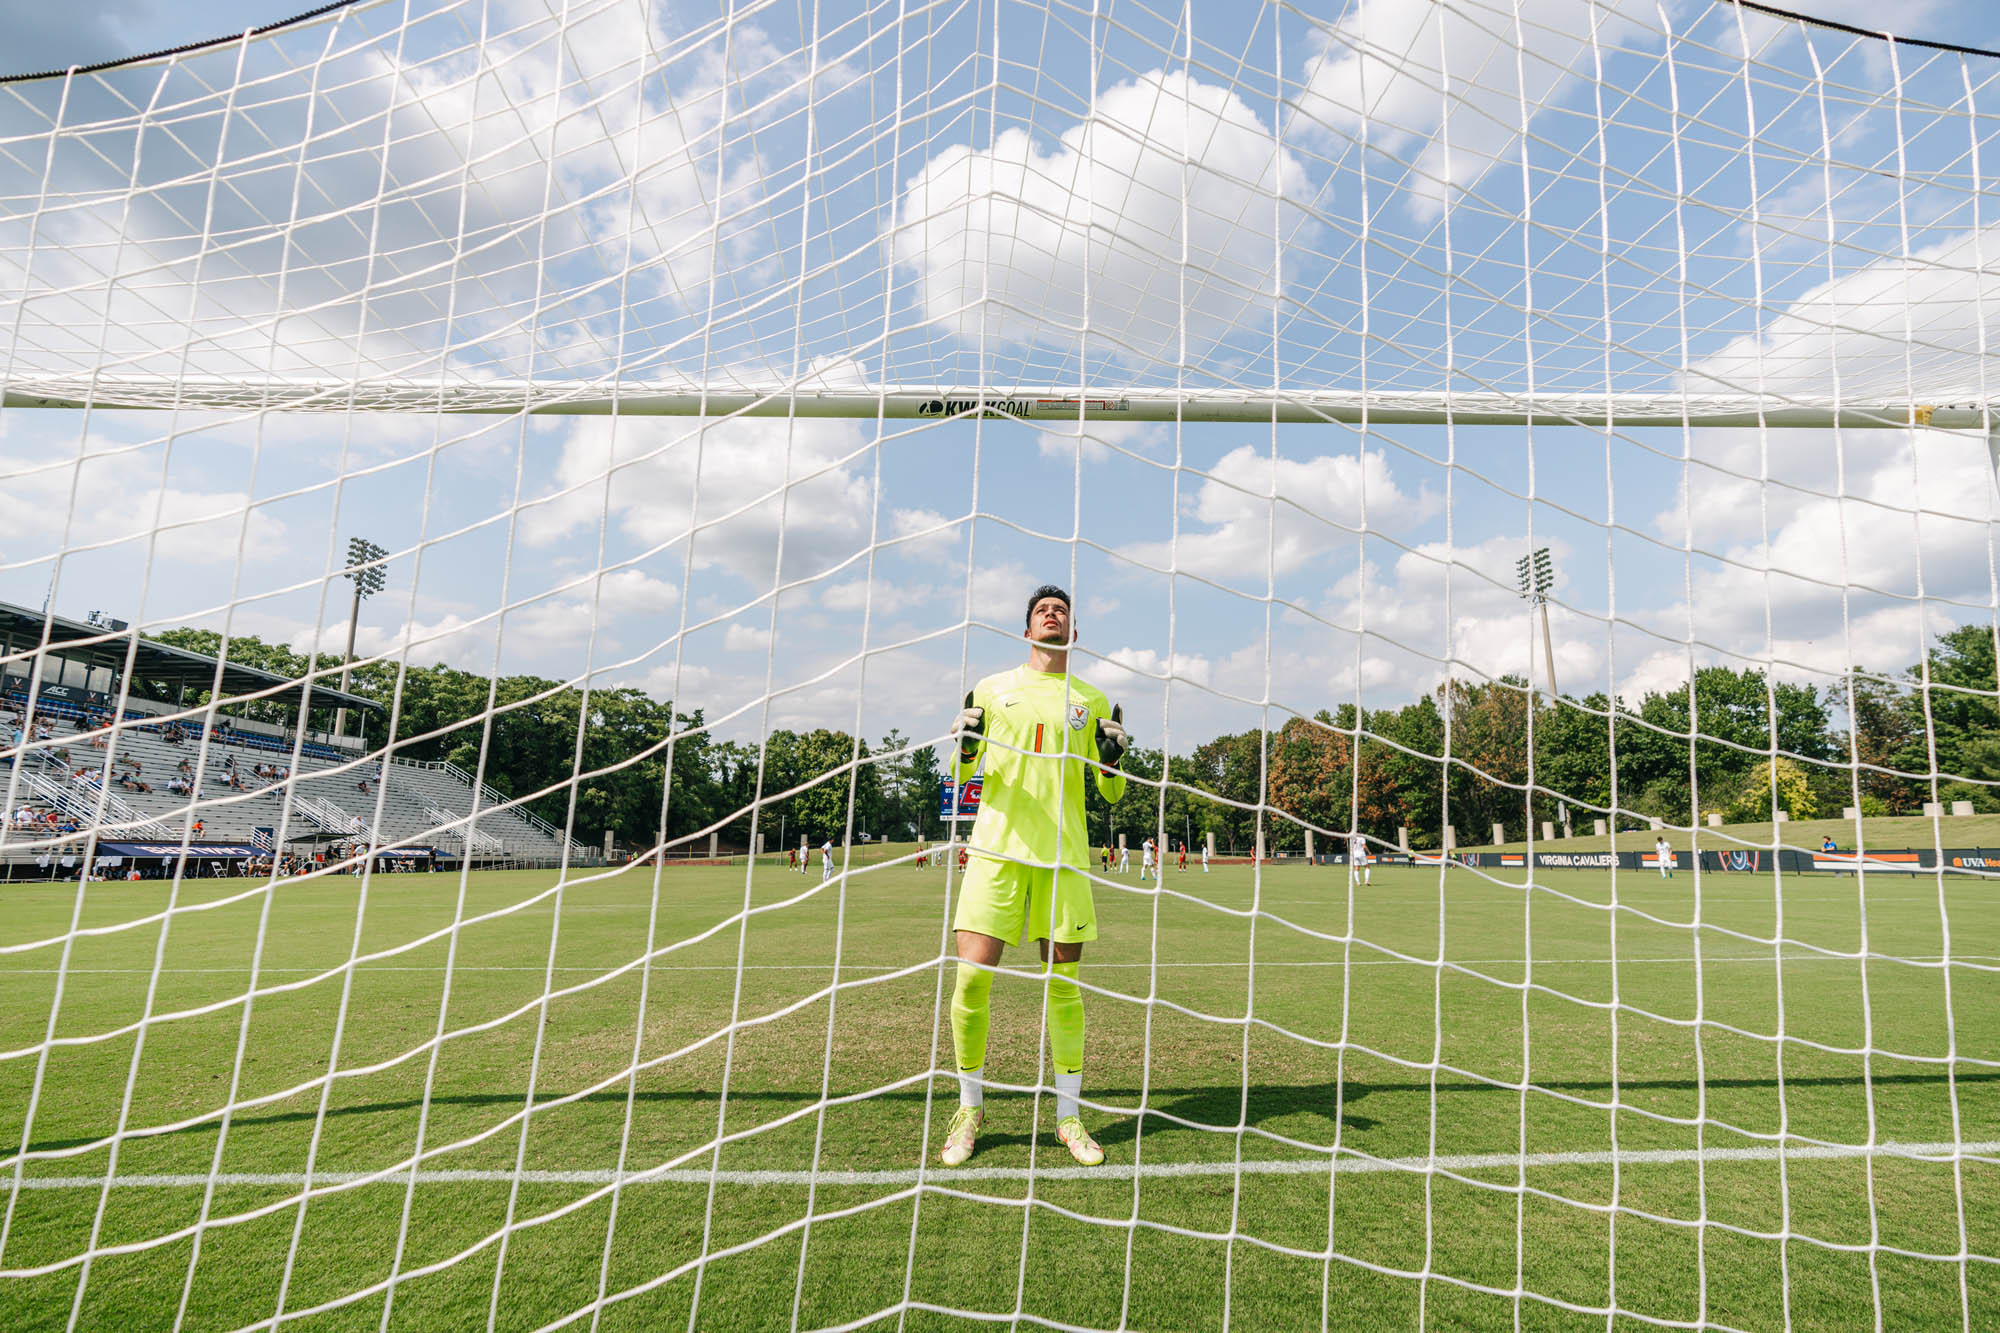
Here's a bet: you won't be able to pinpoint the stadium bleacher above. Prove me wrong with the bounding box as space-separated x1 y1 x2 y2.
3 705 589 875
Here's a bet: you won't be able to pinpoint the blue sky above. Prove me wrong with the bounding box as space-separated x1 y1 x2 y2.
4 0 2000 756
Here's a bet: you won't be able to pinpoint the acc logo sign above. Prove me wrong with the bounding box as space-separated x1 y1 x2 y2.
1069 703 1089 731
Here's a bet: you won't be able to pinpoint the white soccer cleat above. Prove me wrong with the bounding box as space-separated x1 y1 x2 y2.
939 1104 984 1166
1055 1115 1104 1166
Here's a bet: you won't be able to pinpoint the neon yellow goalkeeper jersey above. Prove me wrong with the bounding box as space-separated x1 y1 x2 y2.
953 665 1125 868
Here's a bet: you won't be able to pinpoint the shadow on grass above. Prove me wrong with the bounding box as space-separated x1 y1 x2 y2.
23 1068 1999 1154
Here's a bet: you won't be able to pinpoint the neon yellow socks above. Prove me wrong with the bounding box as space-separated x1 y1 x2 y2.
1048 961 1085 1119
1046 960 1084 1075
953 956 1087 1114
951 960 992 1106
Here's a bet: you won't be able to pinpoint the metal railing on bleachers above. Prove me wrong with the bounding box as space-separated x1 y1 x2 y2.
390 757 589 860
15 768 176 839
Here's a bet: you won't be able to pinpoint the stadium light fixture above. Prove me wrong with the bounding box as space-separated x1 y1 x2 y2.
1516 547 1559 700
334 537 389 739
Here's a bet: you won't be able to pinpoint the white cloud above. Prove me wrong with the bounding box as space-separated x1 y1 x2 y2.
297 610 491 671
1641 428 1996 678
1033 419 1167 463
1331 534 1600 691
591 568 680 619
0 5 828 392
1687 224 2000 401
522 415 897 588
1101 646 1214 688
1293 0 1654 219
888 507 961 559
2 459 287 569
892 69 1307 363
819 577 934 617
1124 443 1437 580
723 623 774 653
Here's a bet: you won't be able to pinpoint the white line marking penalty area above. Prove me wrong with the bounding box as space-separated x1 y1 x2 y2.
11 1140 1995 1191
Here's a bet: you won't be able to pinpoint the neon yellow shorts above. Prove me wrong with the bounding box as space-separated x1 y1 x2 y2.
953 854 1097 946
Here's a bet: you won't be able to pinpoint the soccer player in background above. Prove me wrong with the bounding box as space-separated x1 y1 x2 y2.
1140 837 1155 882
938 585 1127 1168
1117 841 1130 875
1200 840 1209 873
1177 842 1188 873
1347 831 1370 887
821 838 834 882
1655 834 1675 879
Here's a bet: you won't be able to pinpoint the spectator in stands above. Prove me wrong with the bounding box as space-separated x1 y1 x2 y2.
191 818 204 837
166 776 189 796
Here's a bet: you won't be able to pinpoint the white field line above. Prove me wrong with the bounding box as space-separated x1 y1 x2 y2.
3 955 1996 975
10 1140 1997 1191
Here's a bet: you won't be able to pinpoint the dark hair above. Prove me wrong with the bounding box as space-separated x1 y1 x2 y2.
1025 584 1071 629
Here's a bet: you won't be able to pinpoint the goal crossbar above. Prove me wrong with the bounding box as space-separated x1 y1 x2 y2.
2 379 1991 428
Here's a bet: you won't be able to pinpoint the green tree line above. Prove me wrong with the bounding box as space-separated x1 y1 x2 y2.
148 622 1998 853
1107 624 2000 852
148 629 948 853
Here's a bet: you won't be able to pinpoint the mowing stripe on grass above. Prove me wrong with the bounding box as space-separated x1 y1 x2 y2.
11 1140 1997 1191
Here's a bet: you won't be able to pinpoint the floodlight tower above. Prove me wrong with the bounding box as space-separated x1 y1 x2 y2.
335 536 388 739
1516 547 1558 701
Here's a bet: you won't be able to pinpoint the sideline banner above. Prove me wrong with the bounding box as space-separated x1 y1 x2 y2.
1448 847 2000 874
938 778 982 819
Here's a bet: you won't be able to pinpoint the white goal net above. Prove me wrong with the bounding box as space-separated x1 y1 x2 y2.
2 0 1997 1328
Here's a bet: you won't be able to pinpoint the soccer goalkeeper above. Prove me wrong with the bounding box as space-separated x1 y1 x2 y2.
938 585 1127 1167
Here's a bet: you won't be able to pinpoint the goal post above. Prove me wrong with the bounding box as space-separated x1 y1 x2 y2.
4 380 1994 429
3 0 1999 1328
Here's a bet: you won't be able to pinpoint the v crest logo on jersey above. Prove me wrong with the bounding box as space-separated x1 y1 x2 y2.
1068 703 1089 731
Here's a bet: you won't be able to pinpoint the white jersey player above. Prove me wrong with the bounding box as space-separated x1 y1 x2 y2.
821 839 834 882
1654 836 1675 879
1140 838 1155 882
1118 842 1131 874
1348 833 1370 887
1200 841 1209 873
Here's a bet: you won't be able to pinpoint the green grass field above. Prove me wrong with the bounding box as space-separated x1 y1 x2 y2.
2 855 1996 1330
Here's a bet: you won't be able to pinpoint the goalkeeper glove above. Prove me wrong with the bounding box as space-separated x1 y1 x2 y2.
1096 704 1127 768
952 691 984 760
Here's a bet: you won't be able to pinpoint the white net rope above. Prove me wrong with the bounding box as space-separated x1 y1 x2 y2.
1 0 1997 1328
